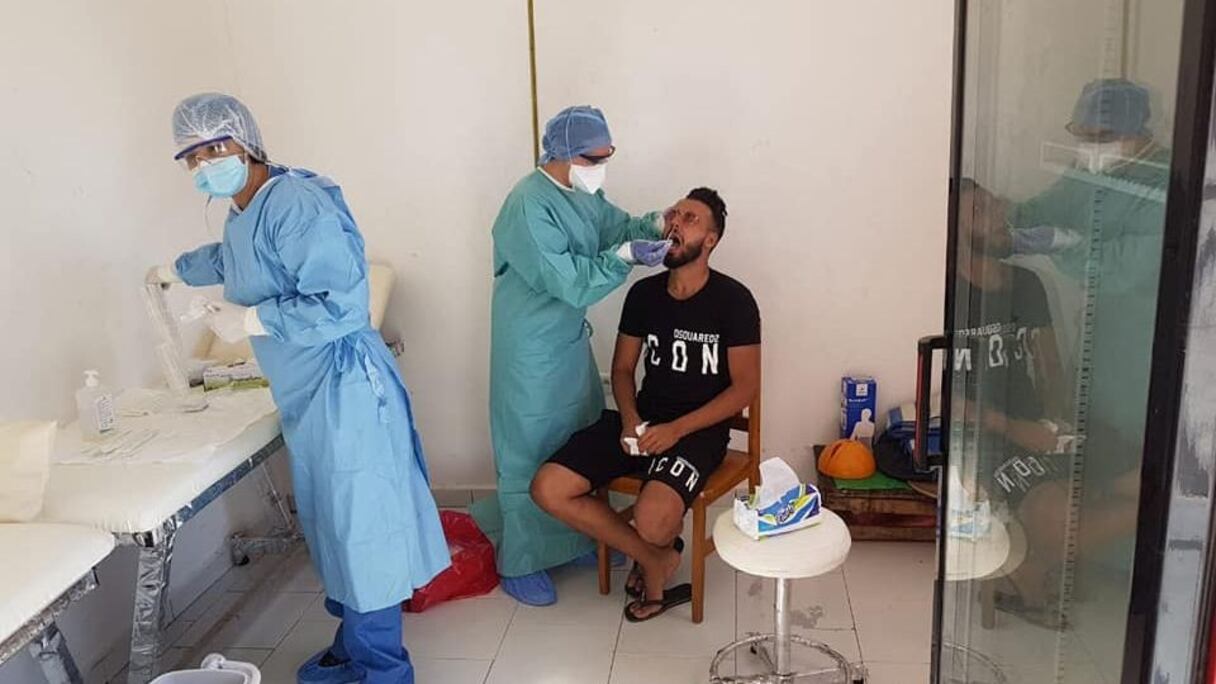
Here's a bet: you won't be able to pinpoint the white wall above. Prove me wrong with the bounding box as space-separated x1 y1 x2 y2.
221 0 955 487
535 0 954 476
219 0 533 487
0 1 235 421
0 3 282 681
971 0 1185 200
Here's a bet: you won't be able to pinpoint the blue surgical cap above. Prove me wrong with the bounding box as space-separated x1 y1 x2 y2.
540 106 612 164
1069 78 1151 138
172 93 267 161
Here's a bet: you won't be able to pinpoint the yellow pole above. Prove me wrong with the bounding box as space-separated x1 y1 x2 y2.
528 0 540 164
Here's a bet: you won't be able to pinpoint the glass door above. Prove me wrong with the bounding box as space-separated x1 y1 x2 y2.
932 0 1188 682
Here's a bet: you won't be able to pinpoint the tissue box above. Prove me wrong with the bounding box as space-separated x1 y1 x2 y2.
840 376 877 442
947 501 992 540
733 482 823 541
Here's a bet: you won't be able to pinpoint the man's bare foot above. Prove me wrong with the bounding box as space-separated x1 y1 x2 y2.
626 537 684 599
627 546 682 620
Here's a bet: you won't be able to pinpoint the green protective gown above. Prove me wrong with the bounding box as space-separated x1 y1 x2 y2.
471 169 661 577
1010 146 1170 481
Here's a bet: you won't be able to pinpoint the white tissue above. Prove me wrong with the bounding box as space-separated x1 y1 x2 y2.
623 422 649 456
756 458 801 510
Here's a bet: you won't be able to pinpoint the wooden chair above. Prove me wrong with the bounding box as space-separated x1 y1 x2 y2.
595 395 762 623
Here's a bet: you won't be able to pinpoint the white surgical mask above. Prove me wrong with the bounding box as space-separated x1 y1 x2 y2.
570 163 607 194
1077 140 1126 174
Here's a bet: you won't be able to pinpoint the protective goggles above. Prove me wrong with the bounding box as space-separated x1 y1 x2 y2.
578 146 615 165
175 137 243 171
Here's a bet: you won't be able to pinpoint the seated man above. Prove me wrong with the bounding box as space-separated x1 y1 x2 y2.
530 187 760 622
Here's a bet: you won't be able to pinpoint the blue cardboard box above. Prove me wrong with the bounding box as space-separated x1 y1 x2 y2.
840 376 877 445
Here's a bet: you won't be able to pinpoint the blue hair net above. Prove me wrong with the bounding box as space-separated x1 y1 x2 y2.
172 93 267 161
1069 79 1151 138
540 106 612 163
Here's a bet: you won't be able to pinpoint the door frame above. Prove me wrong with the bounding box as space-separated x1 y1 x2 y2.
933 0 1216 682
1123 0 1216 681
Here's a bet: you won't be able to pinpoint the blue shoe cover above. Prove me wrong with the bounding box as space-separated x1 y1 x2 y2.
501 570 557 606
297 649 364 684
570 548 627 568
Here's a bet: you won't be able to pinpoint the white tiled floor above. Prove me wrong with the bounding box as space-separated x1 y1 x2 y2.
104 524 1106 683
107 534 940 683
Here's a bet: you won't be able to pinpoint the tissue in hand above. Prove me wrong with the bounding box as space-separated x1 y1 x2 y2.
622 423 650 456
733 458 822 540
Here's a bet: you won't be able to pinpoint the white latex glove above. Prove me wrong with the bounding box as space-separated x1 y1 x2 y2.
203 299 267 343
651 209 668 237
145 264 182 288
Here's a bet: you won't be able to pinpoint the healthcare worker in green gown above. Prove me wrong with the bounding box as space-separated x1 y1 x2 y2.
1007 78 1169 481
470 106 671 605
995 78 1170 620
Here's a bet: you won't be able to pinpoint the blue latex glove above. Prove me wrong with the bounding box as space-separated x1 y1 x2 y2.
616 239 672 267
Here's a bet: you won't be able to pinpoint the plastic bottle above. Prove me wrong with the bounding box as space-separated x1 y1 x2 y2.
76 370 116 440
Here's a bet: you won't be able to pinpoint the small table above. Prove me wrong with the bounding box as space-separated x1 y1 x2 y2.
815 446 936 542
709 509 862 683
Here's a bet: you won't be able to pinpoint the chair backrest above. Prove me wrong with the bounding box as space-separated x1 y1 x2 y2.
197 262 395 362
727 393 762 468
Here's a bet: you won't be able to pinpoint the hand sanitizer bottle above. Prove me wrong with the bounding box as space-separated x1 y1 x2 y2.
76 370 116 440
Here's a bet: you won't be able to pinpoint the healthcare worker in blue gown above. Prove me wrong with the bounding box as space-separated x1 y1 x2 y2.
146 93 449 684
468 106 672 606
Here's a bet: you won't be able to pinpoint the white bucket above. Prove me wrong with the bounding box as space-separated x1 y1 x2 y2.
149 654 261 684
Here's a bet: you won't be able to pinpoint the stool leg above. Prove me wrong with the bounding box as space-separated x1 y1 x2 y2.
774 577 791 675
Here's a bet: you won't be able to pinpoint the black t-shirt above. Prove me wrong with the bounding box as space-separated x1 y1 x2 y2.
956 266 1052 423
619 270 761 432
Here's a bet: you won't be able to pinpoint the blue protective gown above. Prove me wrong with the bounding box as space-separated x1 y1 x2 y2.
469 169 659 577
176 168 450 612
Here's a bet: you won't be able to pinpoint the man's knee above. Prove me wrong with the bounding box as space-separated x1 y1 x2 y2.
634 484 685 545
530 463 583 515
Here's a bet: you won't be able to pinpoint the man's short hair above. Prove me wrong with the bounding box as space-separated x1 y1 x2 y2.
687 187 727 237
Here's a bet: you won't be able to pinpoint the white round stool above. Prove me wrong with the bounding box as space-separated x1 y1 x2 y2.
710 508 862 683
939 516 1017 684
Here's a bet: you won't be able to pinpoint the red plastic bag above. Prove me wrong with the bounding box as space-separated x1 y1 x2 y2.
403 510 499 612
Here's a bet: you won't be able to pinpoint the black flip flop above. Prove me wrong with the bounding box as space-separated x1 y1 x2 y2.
624 583 693 623
626 536 684 599
992 590 1067 630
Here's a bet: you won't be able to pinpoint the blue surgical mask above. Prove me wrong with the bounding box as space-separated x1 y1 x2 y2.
192 155 249 197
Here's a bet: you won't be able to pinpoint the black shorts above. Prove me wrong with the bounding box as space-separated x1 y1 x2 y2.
990 443 1069 509
546 410 728 508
